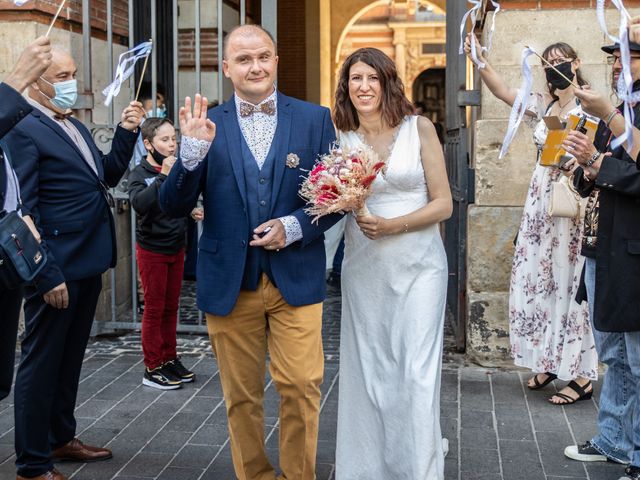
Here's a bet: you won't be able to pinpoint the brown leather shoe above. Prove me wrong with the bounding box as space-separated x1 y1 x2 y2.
17 468 66 479
51 438 112 463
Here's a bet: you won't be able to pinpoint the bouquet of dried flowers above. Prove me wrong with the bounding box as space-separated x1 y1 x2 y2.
299 144 386 223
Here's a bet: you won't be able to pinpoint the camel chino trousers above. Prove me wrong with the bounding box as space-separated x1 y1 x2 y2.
206 274 324 480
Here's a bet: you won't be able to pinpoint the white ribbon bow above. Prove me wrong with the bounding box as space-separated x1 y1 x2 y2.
499 47 535 159
596 0 637 150
102 41 153 106
13 0 30 5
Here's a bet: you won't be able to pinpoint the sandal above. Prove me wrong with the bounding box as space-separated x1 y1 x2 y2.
549 380 593 405
527 372 557 390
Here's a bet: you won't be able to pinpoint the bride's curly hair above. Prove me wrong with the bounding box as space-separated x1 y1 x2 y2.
333 47 414 132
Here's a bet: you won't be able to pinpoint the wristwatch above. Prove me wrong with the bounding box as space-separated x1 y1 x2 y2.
586 151 601 167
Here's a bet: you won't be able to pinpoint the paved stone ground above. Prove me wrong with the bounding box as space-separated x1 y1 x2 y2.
0 286 627 480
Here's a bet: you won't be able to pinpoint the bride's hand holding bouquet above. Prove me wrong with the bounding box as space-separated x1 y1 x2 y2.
299 144 386 224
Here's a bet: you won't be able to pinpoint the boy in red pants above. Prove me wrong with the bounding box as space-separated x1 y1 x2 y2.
129 117 195 389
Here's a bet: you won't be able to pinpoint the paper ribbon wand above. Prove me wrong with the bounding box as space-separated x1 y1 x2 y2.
13 0 70 37
46 0 68 37
459 1 502 69
102 40 153 106
524 46 581 90
459 0 484 68
499 47 535 159
596 0 637 150
135 47 151 102
485 0 501 54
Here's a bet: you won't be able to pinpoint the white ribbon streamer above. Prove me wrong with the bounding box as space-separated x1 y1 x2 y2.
485 0 501 54
596 0 636 150
102 41 153 106
13 0 30 5
499 47 535 159
459 0 485 69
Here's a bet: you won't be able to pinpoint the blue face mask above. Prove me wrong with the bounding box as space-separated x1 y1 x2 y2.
39 77 78 110
146 105 167 118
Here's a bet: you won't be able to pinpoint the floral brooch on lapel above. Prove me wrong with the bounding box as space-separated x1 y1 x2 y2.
286 153 300 169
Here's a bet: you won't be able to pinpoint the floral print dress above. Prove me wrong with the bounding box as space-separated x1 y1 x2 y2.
509 93 598 381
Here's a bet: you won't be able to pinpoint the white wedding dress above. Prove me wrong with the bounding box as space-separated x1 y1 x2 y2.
335 116 447 480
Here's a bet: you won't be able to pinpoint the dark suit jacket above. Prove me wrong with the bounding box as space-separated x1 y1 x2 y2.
160 92 339 315
574 105 640 332
0 83 32 210
1 105 138 294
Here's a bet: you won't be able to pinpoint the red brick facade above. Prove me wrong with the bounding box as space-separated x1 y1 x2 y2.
178 28 219 71
277 0 306 100
0 0 129 41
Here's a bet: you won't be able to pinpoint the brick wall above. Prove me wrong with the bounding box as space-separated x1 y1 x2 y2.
500 0 640 8
177 1 259 73
178 28 219 71
0 0 129 41
277 0 306 100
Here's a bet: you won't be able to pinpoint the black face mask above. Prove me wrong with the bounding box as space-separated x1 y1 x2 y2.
545 61 575 90
149 145 167 165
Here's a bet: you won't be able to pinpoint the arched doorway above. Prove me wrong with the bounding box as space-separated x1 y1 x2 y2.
412 67 446 125
327 0 446 107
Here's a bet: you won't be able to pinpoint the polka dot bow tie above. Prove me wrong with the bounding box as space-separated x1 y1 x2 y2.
239 99 276 117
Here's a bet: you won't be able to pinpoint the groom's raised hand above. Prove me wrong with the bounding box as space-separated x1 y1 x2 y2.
160 94 215 217
180 94 216 142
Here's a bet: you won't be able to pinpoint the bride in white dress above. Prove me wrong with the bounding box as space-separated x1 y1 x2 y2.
332 47 452 480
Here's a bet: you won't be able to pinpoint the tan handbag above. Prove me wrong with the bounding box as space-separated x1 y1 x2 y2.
548 175 584 219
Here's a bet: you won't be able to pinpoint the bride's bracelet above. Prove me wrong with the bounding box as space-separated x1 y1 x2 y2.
403 223 409 233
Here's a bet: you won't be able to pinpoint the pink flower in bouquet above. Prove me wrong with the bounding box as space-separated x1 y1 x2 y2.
299 144 385 223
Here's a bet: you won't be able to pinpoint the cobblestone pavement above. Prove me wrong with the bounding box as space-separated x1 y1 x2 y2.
0 286 625 480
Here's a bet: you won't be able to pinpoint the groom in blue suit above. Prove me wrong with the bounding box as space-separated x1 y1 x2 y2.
160 25 338 480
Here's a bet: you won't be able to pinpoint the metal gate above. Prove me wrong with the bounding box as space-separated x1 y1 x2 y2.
69 0 278 334
444 1 476 352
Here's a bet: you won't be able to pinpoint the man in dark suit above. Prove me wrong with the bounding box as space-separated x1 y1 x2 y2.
561 42 640 480
160 25 338 480
0 36 52 402
2 48 144 480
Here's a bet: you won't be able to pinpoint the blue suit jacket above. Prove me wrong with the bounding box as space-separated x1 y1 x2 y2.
2 106 138 294
160 93 339 315
0 83 32 210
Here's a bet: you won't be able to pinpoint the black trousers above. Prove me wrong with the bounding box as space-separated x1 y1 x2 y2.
0 286 23 400
14 275 102 477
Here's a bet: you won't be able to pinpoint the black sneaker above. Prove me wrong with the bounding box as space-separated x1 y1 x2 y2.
621 465 640 480
565 441 623 463
164 357 195 383
143 365 182 390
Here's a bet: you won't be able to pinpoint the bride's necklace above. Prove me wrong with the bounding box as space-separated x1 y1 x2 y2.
355 125 401 176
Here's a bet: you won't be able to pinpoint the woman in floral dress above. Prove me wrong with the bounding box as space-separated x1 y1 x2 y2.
465 35 598 404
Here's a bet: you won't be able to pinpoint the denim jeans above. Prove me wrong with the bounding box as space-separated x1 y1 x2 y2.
585 257 640 466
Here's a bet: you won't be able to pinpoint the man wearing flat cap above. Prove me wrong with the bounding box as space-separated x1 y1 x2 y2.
560 40 640 480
